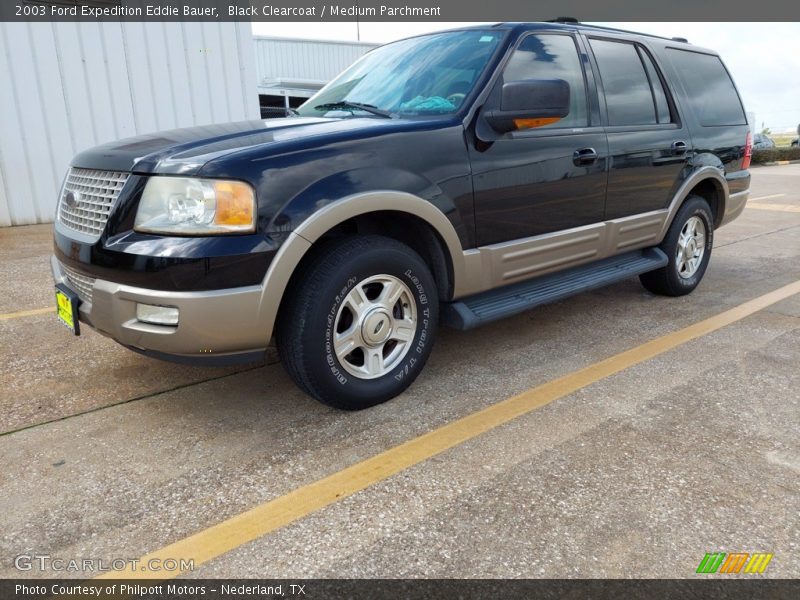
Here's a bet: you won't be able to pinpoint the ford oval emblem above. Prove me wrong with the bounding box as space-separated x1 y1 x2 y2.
63 190 79 208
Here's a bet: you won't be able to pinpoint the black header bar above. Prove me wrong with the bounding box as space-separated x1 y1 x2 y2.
2 579 800 600
2 0 799 22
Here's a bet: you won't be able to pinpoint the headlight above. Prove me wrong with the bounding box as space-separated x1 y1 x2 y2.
134 177 256 235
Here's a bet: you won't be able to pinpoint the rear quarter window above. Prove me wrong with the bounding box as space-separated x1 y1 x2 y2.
666 49 746 127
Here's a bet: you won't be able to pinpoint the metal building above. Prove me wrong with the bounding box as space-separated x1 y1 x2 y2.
0 22 259 226
254 36 376 115
0 27 377 226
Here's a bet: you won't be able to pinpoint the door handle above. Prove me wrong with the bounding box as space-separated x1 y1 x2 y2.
671 141 688 155
573 147 598 166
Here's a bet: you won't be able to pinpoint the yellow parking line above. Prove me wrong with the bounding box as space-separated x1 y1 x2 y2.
96 278 800 580
748 203 800 214
0 307 52 321
749 194 785 202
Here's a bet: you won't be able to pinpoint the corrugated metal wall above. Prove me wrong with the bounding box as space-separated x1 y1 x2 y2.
254 36 376 91
0 22 259 226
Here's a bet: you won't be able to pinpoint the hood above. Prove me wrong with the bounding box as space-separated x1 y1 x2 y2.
69 117 406 175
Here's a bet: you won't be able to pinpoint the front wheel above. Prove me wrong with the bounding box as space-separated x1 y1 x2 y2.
276 235 438 410
639 195 714 296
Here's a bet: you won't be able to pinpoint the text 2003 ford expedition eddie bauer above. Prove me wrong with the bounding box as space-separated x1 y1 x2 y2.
52 23 751 410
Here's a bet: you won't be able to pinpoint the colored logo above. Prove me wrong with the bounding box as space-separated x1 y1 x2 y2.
696 552 773 574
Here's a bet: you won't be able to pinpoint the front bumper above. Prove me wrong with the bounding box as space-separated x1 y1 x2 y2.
51 257 268 365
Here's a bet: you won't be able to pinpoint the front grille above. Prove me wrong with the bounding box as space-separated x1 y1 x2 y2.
57 168 130 240
61 263 96 305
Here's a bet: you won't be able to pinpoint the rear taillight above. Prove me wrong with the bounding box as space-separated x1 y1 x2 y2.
742 131 753 170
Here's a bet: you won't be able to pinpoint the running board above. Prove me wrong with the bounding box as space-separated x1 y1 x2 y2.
442 248 668 330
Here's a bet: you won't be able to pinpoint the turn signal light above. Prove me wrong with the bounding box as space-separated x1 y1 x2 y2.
213 181 255 227
514 117 562 130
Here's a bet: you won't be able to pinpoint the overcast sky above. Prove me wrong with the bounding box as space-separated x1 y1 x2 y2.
251 22 800 133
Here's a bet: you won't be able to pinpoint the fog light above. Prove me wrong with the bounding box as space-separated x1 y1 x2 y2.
136 303 179 326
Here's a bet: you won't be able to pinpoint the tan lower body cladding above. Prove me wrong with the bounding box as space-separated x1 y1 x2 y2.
464 209 670 290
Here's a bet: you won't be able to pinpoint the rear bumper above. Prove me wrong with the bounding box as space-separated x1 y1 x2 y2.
51 256 268 365
720 189 749 227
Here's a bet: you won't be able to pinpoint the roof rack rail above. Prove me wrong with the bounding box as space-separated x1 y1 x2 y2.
567 23 688 44
548 17 579 23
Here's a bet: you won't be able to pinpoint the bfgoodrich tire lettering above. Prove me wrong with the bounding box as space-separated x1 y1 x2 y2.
277 235 438 410
639 195 714 297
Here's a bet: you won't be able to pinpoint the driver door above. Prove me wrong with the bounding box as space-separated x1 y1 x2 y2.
469 32 609 246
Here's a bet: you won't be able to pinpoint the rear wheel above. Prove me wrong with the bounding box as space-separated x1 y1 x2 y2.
276 235 438 410
639 195 714 296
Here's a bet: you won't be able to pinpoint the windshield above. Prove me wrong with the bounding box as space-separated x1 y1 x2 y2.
297 30 504 118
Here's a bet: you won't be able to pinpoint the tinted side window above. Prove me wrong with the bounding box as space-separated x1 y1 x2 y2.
502 34 588 129
666 49 746 126
590 39 657 126
638 48 672 124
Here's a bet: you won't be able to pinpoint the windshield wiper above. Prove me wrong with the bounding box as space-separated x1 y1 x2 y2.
314 101 396 119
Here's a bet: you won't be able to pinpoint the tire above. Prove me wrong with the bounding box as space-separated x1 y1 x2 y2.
276 235 439 410
639 195 714 297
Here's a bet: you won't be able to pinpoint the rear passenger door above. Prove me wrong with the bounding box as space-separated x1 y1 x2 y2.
586 37 691 220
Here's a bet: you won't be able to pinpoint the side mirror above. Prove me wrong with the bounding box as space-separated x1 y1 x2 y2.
484 79 570 134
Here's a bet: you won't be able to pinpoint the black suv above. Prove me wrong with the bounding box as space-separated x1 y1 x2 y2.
52 23 751 409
